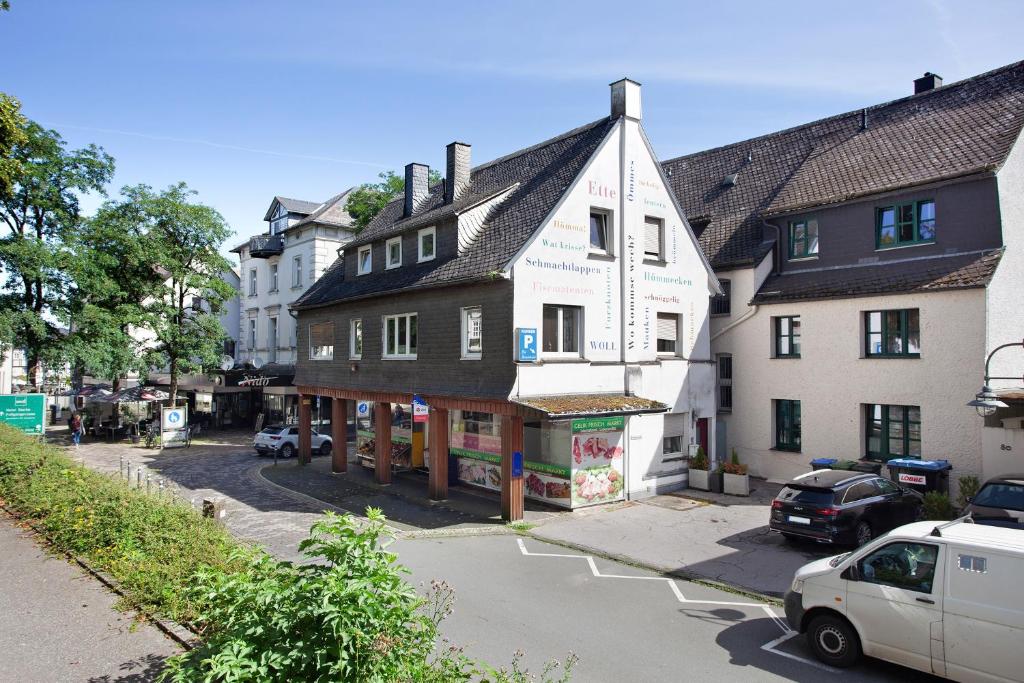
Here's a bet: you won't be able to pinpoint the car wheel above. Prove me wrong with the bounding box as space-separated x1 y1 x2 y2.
807 614 861 668
320 441 332 456
280 443 295 459
854 521 873 546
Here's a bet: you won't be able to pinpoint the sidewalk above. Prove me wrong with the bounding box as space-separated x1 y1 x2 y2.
0 514 180 683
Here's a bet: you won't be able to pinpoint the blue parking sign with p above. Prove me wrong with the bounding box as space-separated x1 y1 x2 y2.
517 328 537 361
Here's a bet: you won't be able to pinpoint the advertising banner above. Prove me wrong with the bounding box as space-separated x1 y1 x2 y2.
570 416 625 506
412 395 429 423
161 405 189 449
0 394 46 435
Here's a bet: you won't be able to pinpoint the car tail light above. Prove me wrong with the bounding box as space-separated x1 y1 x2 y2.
771 500 784 510
818 506 840 518
270 436 281 441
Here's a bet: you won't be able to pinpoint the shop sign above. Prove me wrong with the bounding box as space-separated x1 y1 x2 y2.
161 406 189 449
0 394 45 435
516 328 538 362
237 374 271 387
898 472 927 486
412 395 429 423
571 416 625 433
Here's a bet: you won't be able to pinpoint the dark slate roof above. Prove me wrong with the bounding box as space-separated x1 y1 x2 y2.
263 196 321 221
290 188 356 230
294 118 617 309
751 250 1002 305
663 60 1024 270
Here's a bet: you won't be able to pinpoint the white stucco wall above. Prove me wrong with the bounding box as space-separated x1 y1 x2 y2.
990 134 1024 391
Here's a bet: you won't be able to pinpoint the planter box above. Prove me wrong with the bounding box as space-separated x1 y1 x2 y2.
723 472 749 496
689 468 710 491
709 471 724 493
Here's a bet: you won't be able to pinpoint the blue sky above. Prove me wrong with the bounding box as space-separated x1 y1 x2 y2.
3 1 1022 255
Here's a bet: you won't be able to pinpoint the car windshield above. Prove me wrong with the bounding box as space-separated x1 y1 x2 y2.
972 483 1024 512
778 486 834 506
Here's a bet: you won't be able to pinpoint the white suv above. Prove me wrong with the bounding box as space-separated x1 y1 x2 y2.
253 425 332 458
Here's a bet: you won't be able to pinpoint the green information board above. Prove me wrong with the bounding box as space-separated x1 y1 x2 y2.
571 416 625 433
0 393 46 435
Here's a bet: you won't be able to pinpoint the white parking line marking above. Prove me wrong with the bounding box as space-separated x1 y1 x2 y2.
516 538 839 673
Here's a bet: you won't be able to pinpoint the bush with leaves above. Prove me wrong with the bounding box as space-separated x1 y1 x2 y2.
922 491 956 521
956 475 981 510
689 446 708 471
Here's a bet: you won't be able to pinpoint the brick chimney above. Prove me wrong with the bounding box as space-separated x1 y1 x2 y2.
444 142 471 204
914 72 943 94
610 78 642 120
404 162 429 218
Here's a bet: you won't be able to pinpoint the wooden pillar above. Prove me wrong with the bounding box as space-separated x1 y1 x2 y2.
374 402 392 485
500 414 525 521
428 407 449 500
331 398 348 474
298 395 313 464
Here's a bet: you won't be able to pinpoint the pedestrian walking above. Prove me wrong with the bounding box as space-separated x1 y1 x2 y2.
70 412 83 448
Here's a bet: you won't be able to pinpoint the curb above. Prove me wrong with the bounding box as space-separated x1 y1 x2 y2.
0 504 199 650
523 530 784 605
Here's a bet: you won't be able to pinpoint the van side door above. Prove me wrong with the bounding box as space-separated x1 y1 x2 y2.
843 541 944 675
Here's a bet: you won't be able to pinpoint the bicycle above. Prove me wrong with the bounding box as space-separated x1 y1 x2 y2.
144 423 160 449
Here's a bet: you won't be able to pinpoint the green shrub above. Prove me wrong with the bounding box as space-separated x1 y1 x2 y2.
690 446 708 471
922 491 956 521
957 475 981 510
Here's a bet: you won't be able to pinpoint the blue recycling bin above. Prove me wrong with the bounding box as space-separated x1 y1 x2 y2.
886 458 952 495
810 458 837 471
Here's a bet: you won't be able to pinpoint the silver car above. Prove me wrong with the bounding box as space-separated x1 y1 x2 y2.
253 425 332 458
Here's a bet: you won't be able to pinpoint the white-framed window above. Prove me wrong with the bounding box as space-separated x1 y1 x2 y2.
461 306 482 359
349 319 362 359
589 210 612 255
357 245 372 275
292 256 303 287
418 226 436 262
386 237 402 269
268 316 278 362
656 312 681 356
248 268 257 296
663 434 683 456
269 263 278 292
382 313 417 359
248 318 257 349
644 216 664 260
309 322 334 361
542 304 582 357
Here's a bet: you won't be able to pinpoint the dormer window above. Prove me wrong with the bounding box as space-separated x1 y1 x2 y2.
788 219 818 259
418 227 436 262
386 237 402 269
271 204 287 235
357 245 372 275
876 200 935 249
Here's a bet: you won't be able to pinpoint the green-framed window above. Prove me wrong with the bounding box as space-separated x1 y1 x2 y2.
774 399 801 451
876 200 935 249
865 309 920 357
774 316 801 358
788 219 818 259
865 404 921 461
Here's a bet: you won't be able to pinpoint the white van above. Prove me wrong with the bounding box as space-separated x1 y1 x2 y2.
785 518 1024 681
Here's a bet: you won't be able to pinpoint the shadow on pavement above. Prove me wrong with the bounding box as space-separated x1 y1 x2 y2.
86 653 168 683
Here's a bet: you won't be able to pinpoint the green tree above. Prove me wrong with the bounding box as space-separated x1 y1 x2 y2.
140 183 233 404
346 169 442 232
0 119 114 388
0 94 27 199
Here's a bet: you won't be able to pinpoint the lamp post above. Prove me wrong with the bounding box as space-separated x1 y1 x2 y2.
968 339 1024 417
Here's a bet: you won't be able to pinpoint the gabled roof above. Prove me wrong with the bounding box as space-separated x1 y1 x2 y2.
290 188 357 231
263 196 321 221
294 117 618 309
663 60 1024 270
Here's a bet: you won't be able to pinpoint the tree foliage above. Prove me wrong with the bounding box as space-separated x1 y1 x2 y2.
0 93 27 200
346 168 443 232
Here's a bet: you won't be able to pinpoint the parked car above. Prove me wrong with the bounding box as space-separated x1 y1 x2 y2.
785 518 1024 680
253 425 332 458
964 474 1024 529
770 470 923 546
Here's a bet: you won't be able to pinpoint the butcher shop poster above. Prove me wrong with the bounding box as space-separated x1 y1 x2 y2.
570 417 625 506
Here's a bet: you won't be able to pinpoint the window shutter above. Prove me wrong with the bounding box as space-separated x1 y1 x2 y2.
656 313 677 341
310 322 334 348
644 218 661 256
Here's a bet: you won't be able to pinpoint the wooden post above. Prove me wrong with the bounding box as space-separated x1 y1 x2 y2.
500 414 525 521
374 402 392 485
428 407 449 500
298 395 312 464
331 398 348 474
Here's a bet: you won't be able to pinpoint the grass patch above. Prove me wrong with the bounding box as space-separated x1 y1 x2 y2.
506 520 536 532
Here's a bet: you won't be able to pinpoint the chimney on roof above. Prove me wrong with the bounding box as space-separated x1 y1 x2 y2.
444 142 471 205
610 78 642 120
404 162 429 218
914 72 943 94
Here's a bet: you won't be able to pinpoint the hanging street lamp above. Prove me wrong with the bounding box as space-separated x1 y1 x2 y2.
968 339 1024 417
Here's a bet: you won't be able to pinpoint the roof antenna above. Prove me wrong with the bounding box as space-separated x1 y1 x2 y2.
861 108 868 131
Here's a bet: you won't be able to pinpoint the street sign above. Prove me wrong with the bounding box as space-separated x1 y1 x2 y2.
512 450 523 478
516 328 537 362
412 395 429 423
356 401 370 418
161 405 189 449
0 393 46 435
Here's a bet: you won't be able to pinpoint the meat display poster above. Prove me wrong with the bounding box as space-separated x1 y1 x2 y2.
570 416 625 506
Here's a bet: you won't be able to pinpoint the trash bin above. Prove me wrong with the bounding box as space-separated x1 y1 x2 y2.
50 404 58 423
886 458 952 495
810 458 837 470
850 460 883 475
448 452 459 486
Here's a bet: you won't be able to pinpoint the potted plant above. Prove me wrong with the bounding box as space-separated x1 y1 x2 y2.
688 446 710 490
709 461 724 494
722 449 749 496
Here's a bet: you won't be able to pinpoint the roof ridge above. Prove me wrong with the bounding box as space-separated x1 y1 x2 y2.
662 59 1024 166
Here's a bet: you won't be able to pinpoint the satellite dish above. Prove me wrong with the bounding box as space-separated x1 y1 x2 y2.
251 357 264 370
219 355 235 372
